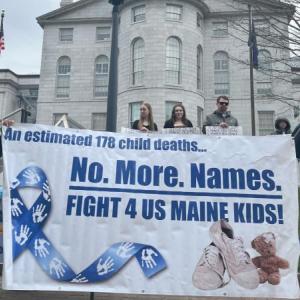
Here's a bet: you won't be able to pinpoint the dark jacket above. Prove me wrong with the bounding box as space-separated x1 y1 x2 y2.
272 118 291 135
163 119 193 128
202 110 238 134
292 123 300 159
132 120 158 131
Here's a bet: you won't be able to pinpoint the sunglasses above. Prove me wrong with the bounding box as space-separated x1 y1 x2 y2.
218 102 229 106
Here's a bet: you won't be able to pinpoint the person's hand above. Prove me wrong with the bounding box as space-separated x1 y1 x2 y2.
219 122 228 128
2 119 14 127
140 127 149 132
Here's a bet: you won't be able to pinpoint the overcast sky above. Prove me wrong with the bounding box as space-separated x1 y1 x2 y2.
0 0 61 74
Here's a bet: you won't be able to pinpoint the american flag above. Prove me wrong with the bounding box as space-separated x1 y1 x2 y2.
0 11 5 53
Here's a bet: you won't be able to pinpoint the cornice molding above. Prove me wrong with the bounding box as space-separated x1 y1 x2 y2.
122 0 210 16
40 17 112 26
0 79 20 89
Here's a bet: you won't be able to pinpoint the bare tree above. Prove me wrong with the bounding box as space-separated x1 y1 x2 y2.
218 0 300 111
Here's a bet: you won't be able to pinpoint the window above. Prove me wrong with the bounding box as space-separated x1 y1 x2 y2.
255 20 270 37
257 82 272 95
212 21 228 37
258 111 274 135
59 28 73 42
53 113 67 125
29 89 38 98
294 106 300 118
132 38 145 85
166 4 182 21
96 27 111 41
129 102 142 127
165 101 181 120
197 106 203 128
256 50 272 95
197 12 203 27
214 51 229 95
56 56 71 98
197 45 203 90
132 5 145 23
94 55 109 97
92 113 107 131
166 37 181 84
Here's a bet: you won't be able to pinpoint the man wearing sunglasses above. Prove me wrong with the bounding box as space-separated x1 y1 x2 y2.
202 96 238 134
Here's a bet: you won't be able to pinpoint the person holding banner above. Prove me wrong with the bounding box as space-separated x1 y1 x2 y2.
131 102 158 132
0 119 14 158
272 118 291 135
202 96 238 134
292 123 300 159
163 104 193 128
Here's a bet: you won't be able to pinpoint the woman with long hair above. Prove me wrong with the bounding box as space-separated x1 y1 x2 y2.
164 103 193 128
132 102 158 132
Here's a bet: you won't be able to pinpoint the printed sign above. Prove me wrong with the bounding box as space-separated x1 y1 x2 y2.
206 126 243 136
121 127 201 135
161 128 201 135
1 124 299 298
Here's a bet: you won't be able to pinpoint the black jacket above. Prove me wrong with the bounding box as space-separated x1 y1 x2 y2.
292 123 300 159
132 120 158 131
272 118 291 135
163 119 193 128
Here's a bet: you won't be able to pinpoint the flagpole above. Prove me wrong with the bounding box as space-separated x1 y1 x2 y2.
0 10 5 54
106 0 123 132
248 4 256 136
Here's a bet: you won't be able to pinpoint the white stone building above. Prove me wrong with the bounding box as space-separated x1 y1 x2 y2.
0 70 39 123
6 0 298 134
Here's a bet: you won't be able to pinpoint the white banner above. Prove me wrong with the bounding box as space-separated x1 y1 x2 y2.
2 124 299 298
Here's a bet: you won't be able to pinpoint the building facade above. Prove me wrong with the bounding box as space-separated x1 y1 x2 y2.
0 70 39 123
24 0 298 134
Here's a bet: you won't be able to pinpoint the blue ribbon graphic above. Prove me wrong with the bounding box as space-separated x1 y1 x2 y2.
10 166 167 283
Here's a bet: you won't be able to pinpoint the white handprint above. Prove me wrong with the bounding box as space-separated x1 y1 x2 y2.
42 181 51 202
14 225 32 246
34 238 50 258
141 248 158 269
11 198 24 217
71 274 88 283
116 242 135 258
11 178 20 189
23 169 40 185
49 258 67 279
32 204 48 223
96 257 114 275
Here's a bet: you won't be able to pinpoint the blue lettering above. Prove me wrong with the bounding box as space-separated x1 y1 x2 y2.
262 170 275 191
247 169 261 190
70 157 88 182
190 163 206 188
84 196 96 216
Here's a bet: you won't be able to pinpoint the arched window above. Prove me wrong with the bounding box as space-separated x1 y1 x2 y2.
257 50 272 95
214 51 229 95
132 38 145 85
166 37 181 84
94 55 109 97
56 56 71 98
197 45 203 90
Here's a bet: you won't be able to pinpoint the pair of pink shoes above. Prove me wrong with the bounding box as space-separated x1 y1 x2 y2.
193 220 259 290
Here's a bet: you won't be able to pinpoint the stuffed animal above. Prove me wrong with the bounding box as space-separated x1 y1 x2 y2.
251 232 289 285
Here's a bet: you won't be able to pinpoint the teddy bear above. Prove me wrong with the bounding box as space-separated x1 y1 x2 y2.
251 232 289 285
